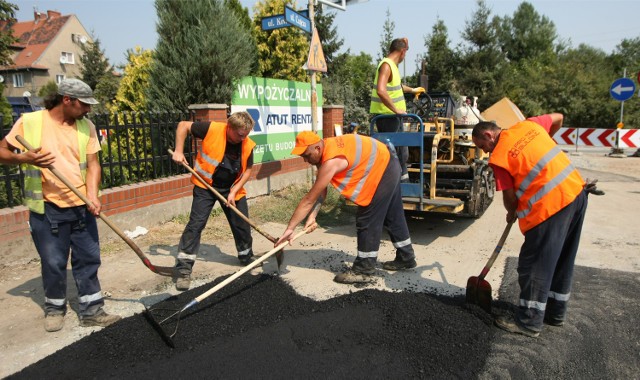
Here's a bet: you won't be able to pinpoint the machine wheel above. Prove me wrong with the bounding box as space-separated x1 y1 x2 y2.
465 165 495 218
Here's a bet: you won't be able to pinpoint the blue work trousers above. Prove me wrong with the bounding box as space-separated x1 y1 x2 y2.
516 190 588 331
29 203 103 317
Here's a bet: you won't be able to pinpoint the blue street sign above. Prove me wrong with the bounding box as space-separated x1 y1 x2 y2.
610 77 636 101
261 14 289 31
261 9 310 32
284 6 311 34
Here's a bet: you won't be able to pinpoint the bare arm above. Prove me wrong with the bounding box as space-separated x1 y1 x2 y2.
227 165 253 207
172 121 193 164
502 188 518 224
276 157 347 245
85 153 102 215
548 113 564 137
0 138 55 167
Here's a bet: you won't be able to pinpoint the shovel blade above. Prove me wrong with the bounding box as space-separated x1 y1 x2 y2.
465 276 493 313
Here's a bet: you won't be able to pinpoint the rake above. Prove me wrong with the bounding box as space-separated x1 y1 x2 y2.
144 226 311 348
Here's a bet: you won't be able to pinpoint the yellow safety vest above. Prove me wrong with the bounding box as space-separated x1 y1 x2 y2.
370 58 406 114
21 111 90 214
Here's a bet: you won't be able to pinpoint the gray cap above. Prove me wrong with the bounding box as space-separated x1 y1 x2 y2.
57 78 99 105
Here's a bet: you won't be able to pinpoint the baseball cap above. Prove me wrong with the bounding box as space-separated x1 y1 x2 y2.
291 131 321 155
57 78 99 105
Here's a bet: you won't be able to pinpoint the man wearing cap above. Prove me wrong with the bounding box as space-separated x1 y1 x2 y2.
275 131 416 284
0 78 121 332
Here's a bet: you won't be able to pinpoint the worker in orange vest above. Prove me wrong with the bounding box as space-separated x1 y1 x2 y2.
275 131 416 284
171 111 256 291
473 113 599 337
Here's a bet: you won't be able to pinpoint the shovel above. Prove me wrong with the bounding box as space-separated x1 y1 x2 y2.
168 149 285 269
465 221 513 313
16 135 177 277
144 225 313 348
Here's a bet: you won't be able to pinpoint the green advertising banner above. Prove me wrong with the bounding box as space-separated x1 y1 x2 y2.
231 76 323 163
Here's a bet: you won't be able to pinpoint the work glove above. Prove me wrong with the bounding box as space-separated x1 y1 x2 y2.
584 178 605 196
412 87 425 101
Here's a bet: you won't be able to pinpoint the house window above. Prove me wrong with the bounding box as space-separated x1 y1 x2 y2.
60 52 74 64
12 73 24 87
56 74 65 84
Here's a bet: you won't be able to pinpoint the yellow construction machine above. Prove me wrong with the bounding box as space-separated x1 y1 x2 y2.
370 92 495 218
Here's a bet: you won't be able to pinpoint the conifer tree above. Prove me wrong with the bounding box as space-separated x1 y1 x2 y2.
148 0 256 110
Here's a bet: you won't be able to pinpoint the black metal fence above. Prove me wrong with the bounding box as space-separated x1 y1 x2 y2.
0 110 196 209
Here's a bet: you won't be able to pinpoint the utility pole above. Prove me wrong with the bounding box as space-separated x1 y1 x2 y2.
309 0 317 133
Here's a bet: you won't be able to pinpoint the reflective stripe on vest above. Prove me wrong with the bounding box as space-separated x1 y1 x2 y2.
489 121 584 232
370 58 406 114
191 121 256 201
22 111 90 214
323 134 390 207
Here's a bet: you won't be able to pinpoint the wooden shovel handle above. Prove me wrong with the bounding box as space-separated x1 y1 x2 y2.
478 221 514 281
193 226 311 304
168 148 277 243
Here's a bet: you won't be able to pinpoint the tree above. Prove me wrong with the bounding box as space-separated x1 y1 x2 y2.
495 2 557 64
422 18 458 92
323 51 375 129
314 4 343 74
251 0 307 81
110 47 153 113
0 82 11 127
457 0 507 107
0 0 18 66
377 8 394 62
79 38 112 90
37 81 58 97
148 0 257 110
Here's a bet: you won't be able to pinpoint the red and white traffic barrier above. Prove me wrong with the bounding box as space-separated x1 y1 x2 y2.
552 128 639 148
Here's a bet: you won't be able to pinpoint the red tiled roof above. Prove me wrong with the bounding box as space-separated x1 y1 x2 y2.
0 13 70 70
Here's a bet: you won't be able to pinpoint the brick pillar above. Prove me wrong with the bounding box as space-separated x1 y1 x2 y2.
188 103 228 122
322 105 344 138
186 104 228 155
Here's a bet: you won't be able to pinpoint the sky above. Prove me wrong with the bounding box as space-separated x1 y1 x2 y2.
12 0 640 78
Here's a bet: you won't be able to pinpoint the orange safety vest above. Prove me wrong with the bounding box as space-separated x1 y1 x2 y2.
322 134 390 207
490 120 584 233
192 121 256 200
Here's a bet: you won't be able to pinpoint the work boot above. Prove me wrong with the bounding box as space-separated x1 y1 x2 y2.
44 313 65 332
80 309 122 328
543 316 565 327
382 258 417 271
494 315 540 338
239 254 256 266
175 274 191 291
333 270 375 284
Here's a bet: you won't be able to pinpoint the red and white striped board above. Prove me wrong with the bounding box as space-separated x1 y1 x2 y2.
552 128 639 148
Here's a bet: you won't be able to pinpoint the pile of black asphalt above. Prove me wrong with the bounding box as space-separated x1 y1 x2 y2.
8 257 639 379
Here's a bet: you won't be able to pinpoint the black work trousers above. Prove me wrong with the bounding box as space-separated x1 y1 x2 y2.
516 190 588 331
176 185 253 274
352 150 415 273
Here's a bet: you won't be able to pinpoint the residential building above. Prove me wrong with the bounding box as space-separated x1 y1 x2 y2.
0 9 92 98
